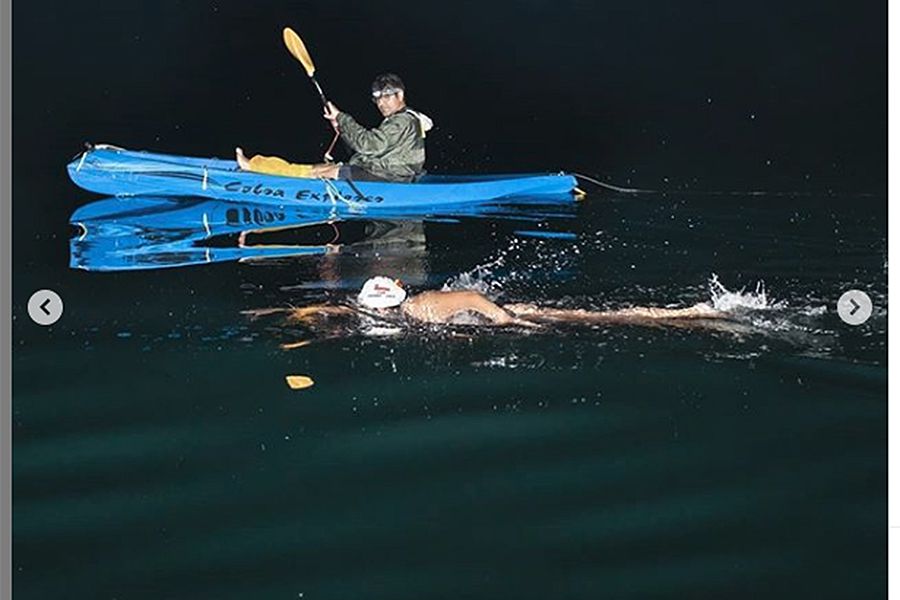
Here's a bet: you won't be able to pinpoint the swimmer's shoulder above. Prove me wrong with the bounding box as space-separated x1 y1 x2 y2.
405 289 479 303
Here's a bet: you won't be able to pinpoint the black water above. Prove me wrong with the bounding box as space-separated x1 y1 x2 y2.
13 1 886 598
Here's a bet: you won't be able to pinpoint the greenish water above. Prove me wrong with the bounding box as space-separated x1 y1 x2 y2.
13 192 886 598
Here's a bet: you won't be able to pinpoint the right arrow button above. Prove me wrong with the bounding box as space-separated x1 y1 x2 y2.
837 290 873 326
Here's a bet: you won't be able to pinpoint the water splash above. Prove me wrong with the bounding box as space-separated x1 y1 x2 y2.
443 237 582 299
699 275 841 355
442 254 507 295
707 274 783 312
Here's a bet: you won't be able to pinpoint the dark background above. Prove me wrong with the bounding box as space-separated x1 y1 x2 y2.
15 0 886 196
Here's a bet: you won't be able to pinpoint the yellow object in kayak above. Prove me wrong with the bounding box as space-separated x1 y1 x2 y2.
285 375 315 389
248 154 315 178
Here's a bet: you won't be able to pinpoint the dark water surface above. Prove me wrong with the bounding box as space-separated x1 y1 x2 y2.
13 0 886 598
14 192 886 599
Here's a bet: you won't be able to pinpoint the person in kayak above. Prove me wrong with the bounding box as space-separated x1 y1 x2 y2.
236 73 433 183
247 276 729 330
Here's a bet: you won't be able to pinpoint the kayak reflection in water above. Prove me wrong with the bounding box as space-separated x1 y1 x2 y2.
246 276 732 334
235 73 433 183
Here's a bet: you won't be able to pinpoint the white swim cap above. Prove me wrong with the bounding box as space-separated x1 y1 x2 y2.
358 276 407 309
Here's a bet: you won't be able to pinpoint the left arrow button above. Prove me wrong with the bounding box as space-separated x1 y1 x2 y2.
28 290 64 326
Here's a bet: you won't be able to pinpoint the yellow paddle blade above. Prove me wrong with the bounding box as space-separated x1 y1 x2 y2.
285 375 315 390
283 27 315 77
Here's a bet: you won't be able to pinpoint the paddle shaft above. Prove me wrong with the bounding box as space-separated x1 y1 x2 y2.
309 77 341 161
302 74 338 160
310 76 328 107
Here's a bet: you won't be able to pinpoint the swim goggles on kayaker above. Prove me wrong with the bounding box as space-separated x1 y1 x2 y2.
371 88 402 102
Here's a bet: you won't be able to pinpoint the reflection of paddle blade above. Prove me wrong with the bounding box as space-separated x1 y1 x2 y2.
283 27 316 77
285 375 315 389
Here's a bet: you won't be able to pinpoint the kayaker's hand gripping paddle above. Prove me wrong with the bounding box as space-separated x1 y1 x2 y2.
283 27 340 162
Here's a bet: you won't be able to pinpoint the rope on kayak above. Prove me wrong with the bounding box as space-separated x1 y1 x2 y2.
342 177 365 201
202 168 209 191
570 175 867 198
202 213 211 237
322 178 361 211
321 178 366 212
77 152 87 172
322 178 340 205
572 172 654 194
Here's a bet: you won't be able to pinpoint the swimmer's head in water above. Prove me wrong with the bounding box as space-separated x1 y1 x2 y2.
358 276 407 309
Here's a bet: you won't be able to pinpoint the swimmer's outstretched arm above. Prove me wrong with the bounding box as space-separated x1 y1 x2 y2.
503 302 724 324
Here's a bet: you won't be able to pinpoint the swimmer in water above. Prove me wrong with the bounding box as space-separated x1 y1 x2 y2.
246 276 729 331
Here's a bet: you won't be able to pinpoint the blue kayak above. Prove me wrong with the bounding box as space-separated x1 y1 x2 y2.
67 145 578 210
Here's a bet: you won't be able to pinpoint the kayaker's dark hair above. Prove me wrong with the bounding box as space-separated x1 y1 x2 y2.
372 73 405 92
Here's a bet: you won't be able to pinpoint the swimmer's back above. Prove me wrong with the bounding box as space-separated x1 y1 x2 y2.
401 290 512 324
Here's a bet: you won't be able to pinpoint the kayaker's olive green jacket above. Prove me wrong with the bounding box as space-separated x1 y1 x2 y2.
336 108 430 182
